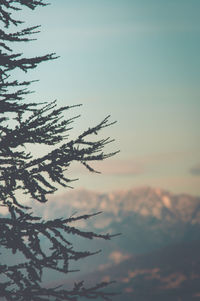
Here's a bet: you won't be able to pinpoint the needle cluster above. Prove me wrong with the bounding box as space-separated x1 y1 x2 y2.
0 1 118 300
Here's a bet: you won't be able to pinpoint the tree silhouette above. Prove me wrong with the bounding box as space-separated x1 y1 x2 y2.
0 1 118 300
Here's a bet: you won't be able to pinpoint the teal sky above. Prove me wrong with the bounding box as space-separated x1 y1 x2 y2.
15 0 200 195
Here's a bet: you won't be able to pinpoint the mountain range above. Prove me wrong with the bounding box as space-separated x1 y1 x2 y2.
1 186 200 299
32 186 200 224
31 186 200 253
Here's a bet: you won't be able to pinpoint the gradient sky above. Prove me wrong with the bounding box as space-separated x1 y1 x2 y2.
14 0 200 195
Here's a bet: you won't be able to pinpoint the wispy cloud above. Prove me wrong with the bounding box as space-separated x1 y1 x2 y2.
137 151 192 165
70 159 144 177
45 22 200 42
69 150 194 179
95 159 144 176
109 251 131 265
98 251 131 271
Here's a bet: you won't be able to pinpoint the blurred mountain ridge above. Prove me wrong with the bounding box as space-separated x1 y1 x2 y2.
35 186 200 224
1 186 200 256
27 186 200 257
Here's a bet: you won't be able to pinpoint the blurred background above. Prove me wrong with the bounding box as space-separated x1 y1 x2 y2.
2 1 200 300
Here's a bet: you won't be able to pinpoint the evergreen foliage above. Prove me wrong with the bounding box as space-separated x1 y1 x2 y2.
0 1 118 300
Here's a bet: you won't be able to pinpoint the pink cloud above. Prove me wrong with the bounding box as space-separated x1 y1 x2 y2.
70 150 192 178
109 251 131 264
70 159 144 176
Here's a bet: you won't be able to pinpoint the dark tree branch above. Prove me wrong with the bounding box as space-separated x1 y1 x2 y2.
0 0 119 300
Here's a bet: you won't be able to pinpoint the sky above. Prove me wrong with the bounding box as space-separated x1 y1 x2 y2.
14 0 200 195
